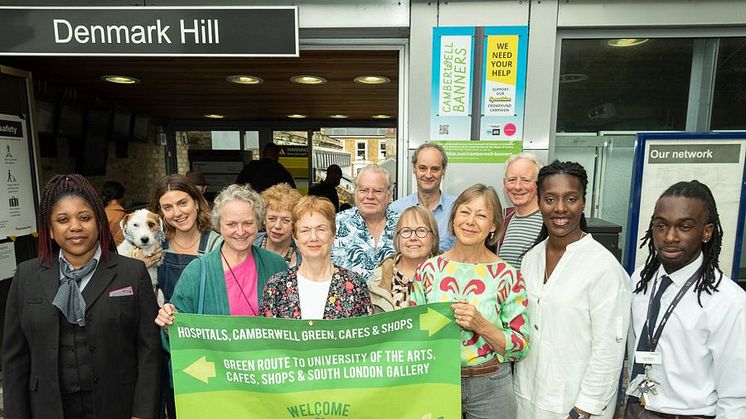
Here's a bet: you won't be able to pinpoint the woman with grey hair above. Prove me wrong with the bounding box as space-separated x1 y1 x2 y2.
155 184 287 325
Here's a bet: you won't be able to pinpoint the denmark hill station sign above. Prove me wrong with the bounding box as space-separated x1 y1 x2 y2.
0 6 299 57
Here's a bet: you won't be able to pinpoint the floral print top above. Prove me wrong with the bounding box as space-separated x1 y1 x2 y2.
409 255 531 366
260 265 372 319
331 207 399 281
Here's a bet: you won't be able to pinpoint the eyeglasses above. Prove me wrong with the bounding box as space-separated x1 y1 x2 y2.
505 177 534 186
296 225 332 239
357 187 387 197
398 227 431 239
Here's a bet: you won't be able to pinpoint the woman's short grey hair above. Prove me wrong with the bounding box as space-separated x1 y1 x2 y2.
504 152 544 178
355 164 393 192
211 184 265 228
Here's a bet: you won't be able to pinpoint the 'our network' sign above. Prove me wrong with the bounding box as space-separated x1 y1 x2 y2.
0 6 298 57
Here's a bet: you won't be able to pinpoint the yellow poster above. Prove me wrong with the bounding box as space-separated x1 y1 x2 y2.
484 35 518 116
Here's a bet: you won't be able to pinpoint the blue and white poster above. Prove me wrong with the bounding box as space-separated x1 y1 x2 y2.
430 27 475 141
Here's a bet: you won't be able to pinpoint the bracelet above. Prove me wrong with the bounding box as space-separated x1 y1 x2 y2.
569 408 590 419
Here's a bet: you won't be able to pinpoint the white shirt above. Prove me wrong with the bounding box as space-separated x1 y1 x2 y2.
515 235 631 419
297 272 332 320
628 254 746 417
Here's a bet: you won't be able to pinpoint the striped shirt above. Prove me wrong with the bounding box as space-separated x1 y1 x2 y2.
498 210 543 270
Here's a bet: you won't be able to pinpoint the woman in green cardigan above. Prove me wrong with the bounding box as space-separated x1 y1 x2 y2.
156 184 287 322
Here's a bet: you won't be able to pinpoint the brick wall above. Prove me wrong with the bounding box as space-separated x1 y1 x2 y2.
39 136 169 208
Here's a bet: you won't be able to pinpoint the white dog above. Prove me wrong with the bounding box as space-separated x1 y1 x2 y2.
117 209 165 306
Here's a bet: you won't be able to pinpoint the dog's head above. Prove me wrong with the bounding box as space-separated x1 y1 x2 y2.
119 209 165 250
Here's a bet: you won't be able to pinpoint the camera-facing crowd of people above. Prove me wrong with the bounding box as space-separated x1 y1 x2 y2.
3 142 745 419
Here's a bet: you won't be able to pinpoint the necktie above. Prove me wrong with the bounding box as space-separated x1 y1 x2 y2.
52 257 98 326
630 274 673 380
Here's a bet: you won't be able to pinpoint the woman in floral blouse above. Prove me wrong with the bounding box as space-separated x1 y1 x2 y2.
261 195 372 319
409 183 531 419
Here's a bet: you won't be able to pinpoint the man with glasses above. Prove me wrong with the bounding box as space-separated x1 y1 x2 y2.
332 164 399 281
390 143 456 252
497 153 544 270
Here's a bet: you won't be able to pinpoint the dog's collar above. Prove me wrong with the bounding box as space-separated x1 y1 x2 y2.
122 229 138 247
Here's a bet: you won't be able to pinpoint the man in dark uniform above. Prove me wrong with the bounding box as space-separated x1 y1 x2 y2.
235 142 296 193
308 164 342 211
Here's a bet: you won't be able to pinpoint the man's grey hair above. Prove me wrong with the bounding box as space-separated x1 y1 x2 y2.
504 152 544 179
355 164 393 192
212 183 265 228
411 142 448 170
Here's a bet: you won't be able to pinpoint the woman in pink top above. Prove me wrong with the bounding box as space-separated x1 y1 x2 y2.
155 184 287 322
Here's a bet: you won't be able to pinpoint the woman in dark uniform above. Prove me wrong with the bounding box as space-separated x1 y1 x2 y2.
2 174 161 419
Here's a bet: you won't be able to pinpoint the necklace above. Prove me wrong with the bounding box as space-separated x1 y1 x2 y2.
261 235 294 264
171 233 200 250
220 248 257 315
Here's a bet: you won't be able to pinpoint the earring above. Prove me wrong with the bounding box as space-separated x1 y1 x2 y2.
489 231 495 240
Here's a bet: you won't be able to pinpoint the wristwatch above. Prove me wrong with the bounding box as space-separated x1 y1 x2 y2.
569 408 591 419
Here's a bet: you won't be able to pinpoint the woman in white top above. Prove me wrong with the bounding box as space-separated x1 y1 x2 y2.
514 161 631 419
260 195 372 319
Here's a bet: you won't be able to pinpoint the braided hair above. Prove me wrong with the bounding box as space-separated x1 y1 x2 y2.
635 180 723 306
531 160 589 246
38 174 116 264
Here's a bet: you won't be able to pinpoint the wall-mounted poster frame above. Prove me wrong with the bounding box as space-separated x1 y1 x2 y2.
479 26 528 142
430 26 475 142
624 132 746 281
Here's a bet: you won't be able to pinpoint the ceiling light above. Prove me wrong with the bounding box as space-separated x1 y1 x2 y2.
354 75 391 85
204 114 224 119
371 114 392 119
287 114 307 119
607 38 649 48
290 75 327 85
559 73 589 83
329 114 349 119
226 75 263 85
101 75 140 85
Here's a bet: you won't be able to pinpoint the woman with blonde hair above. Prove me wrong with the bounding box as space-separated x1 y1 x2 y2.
409 183 530 419
261 195 371 319
367 206 440 312
254 183 303 268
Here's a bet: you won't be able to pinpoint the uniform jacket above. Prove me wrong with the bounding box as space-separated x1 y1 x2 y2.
2 254 162 419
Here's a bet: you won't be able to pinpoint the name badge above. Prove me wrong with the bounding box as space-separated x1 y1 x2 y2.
635 351 662 365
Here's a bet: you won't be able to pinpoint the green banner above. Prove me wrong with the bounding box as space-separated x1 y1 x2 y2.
170 303 461 419
433 140 522 163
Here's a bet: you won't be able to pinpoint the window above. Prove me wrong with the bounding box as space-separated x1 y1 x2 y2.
557 38 694 132
356 141 367 160
378 140 387 160
712 37 746 130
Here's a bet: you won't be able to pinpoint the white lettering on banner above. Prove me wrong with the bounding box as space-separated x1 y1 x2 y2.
180 19 220 44
52 19 223 45
0 125 18 135
53 19 173 44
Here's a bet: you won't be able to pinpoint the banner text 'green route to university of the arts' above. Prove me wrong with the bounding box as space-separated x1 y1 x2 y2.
170 303 461 419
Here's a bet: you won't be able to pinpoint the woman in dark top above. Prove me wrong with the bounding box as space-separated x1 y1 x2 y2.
3 174 161 419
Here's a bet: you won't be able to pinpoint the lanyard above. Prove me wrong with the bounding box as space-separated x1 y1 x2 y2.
645 268 701 351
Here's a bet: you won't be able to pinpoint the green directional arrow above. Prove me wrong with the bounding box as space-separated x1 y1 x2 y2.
184 355 216 384
419 307 452 337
